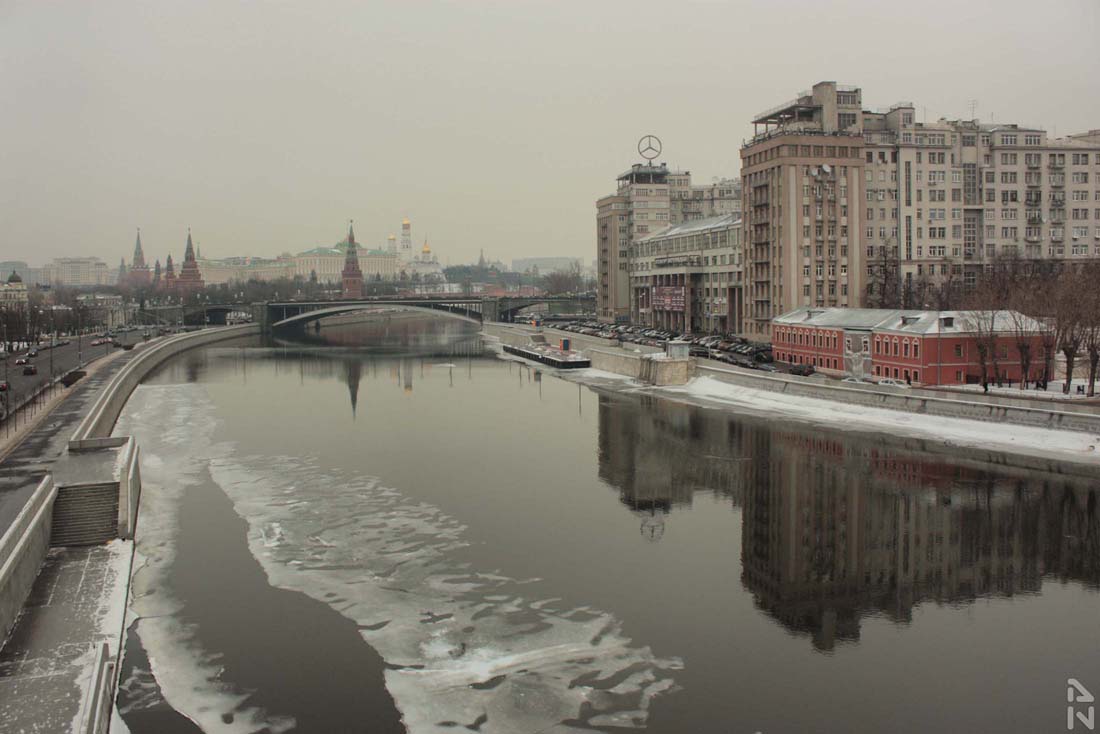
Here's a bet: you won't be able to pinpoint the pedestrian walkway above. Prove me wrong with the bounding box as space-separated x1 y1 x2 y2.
0 347 136 535
0 542 131 733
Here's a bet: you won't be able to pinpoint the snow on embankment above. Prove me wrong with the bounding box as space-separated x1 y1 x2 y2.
665 376 1100 466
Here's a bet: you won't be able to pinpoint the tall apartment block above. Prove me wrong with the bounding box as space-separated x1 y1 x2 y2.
743 81 1100 336
740 82 866 337
597 163 740 322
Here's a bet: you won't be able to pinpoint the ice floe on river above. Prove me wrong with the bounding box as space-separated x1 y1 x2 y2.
118 383 682 732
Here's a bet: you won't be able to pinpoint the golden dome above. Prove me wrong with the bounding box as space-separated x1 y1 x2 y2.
402 218 411 226
388 234 396 240
421 242 431 254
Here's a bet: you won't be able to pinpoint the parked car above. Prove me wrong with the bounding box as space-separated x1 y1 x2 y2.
756 363 779 372
23 364 37 375
841 377 868 385
789 364 815 377
877 378 910 389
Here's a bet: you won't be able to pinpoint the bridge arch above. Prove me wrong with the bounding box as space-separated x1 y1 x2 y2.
271 302 482 330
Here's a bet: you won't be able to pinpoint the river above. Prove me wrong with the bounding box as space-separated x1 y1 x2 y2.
113 314 1100 734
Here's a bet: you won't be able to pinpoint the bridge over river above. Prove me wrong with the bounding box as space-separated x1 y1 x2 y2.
135 295 592 330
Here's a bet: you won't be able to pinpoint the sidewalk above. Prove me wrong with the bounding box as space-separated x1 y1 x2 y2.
0 348 127 464
0 542 131 734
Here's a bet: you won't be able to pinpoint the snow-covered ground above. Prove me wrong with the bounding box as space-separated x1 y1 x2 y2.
941 378 1100 401
661 376 1100 465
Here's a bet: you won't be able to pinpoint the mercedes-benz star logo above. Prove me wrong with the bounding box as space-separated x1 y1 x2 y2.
638 135 662 161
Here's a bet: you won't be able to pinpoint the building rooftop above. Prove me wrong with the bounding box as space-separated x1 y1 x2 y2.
635 214 741 244
774 307 1043 335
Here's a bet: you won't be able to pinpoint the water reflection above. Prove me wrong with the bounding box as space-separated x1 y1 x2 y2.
596 390 1100 651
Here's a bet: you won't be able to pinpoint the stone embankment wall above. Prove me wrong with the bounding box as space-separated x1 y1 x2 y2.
589 349 692 386
696 364 1100 435
70 324 260 450
0 477 56 641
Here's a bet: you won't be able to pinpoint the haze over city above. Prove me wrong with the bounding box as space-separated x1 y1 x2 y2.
3 0 1098 266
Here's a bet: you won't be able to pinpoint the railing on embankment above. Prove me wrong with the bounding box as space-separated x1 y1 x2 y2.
69 323 260 450
0 476 57 642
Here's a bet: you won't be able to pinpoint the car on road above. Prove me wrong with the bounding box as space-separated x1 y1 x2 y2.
27 348 38 357
877 378 910 389
22 364 37 375
0 380 9 392
756 363 779 372
14 357 29 365
841 377 868 385
789 364 815 377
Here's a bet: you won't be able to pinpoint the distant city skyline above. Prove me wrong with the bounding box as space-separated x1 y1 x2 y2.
2 0 1098 266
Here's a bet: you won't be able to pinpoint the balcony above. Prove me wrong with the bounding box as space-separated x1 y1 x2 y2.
1027 161 1040 169
1050 177 1065 188
1049 161 1064 170
1025 235 1041 243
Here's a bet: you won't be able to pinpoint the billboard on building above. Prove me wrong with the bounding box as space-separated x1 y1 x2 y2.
652 286 685 311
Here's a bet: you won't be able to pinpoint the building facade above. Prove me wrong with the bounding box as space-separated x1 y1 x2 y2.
628 214 744 334
771 306 1044 386
1 271 29 308
597 162 741 323
748 80 1100 329
40 257 112 287
741 82 868 338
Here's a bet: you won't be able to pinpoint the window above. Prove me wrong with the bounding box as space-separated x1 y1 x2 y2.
954 344 963 358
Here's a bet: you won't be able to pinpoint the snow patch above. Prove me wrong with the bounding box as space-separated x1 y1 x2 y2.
667 376 1100 461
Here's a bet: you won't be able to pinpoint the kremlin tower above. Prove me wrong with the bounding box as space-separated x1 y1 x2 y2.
117 258 128 286
163 254 177 292
175 228 205 296
128 228 152 288
341 220 364 299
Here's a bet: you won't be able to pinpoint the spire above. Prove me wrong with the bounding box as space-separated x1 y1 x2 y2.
132 228 147 269
341 220 363 299
184 228 196 263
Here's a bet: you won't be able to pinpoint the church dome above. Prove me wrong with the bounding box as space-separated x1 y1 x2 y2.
7 270 22 284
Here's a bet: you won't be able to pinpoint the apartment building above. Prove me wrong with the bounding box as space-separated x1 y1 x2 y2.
742 81 1100 334
628 213 743 334
740 81 867 337
861 110 1100 301
597 162 741 322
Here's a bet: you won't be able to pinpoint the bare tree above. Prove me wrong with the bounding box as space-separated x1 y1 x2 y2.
1006 273 1040 389
1054 267 1085 394
1080 262 1100 397
964 266 1012 391
542 261 583 295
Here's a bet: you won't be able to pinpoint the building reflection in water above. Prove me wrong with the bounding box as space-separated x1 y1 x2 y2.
596 390 1099 652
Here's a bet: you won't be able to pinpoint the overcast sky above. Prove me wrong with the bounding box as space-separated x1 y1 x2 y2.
2 0 1098 268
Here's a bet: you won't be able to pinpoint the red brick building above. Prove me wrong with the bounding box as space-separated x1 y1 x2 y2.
772 307 1044 386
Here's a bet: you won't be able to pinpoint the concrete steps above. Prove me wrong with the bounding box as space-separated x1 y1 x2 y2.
50 483 118 547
